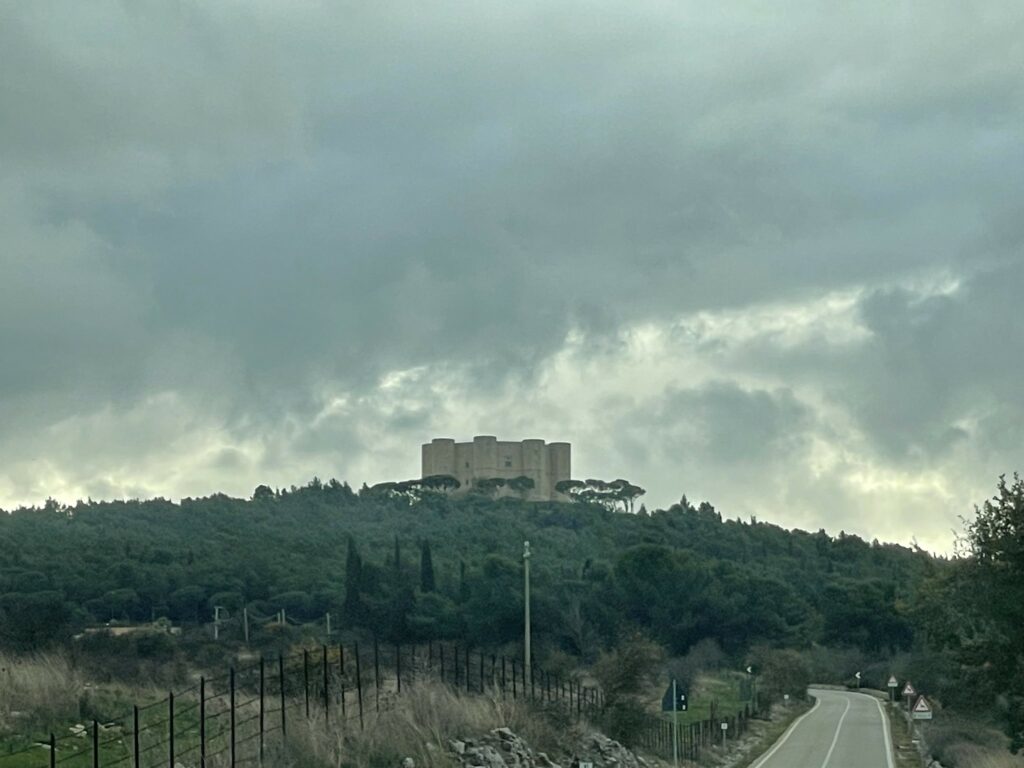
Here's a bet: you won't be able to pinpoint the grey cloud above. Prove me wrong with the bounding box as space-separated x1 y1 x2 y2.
2 2 1022 546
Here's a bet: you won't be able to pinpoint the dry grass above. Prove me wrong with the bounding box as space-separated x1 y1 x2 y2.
940 743 1024 768
0 651 165 736
0 652 86 728
275 681 575 768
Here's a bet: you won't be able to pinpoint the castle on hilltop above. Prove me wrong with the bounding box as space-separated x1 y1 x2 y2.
421 436 571 502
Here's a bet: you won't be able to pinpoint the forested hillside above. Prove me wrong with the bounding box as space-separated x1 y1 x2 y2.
0 480 936 660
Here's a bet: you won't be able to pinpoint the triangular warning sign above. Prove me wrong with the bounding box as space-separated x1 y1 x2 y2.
902 682 916 697
913 696 931 713
887 675 898 687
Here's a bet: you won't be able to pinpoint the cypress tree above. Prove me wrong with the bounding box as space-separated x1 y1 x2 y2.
343 536 363 624
420 540 435 593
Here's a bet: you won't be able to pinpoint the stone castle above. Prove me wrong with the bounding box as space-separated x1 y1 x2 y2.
421 436 571 502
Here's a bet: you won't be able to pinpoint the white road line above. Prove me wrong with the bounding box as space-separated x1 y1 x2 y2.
748 697 822 768
874 696 897 768
820 696 852 768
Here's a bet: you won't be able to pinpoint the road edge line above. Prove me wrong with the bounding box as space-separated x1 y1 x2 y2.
874 696 897 768
747 696 822 768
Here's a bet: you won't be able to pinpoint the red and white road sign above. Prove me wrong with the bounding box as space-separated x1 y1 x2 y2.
887 675 898 688
912 696 933 720
902 682 917 697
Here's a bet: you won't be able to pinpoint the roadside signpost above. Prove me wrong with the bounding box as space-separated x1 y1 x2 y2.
912 696 933 720
720 721 728 746
887 675 898 702
902 681 917 712
854 671 861 689
661 684 688 713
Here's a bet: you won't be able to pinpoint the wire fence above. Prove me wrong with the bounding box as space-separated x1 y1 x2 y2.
634 698 766 762
0 640 603 768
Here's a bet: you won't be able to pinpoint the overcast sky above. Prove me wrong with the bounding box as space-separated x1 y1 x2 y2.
2 2 1022 551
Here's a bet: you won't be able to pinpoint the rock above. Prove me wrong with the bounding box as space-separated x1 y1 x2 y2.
495 727 515 741
451 741 467 755
402 758 415 768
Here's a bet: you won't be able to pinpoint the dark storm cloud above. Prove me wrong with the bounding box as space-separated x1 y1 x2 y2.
1 2 1022 547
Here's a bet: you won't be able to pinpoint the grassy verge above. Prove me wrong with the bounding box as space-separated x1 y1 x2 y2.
665 673 753 727
884 704 921 768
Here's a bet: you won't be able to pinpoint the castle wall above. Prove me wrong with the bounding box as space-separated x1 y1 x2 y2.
421 437 572 501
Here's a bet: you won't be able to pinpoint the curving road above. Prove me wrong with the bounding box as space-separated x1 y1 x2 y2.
750 689 895 768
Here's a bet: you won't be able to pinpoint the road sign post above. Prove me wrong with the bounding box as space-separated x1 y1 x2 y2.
912 696 933 720
720 721 728 746
902 682 917 715
887 675 898 703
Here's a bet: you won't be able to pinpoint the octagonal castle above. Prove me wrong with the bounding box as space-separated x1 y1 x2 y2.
421 436 571 501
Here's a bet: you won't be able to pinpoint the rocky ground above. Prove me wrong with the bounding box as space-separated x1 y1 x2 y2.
449 727 653 768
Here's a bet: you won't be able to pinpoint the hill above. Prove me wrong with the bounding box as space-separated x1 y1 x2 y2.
0 479 937 660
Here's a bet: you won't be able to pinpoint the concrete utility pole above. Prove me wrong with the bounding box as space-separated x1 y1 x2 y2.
213 606 225 641
523 541 532 678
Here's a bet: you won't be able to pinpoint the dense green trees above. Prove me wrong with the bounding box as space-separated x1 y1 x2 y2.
0 480 931 663
916 475 1024 750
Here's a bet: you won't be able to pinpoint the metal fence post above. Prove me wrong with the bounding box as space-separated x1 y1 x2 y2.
373 637 381 712
279 654 287 739
230 667 236 768
169 692 175 768
259 659 265 761
396 643 402 694
511 659 517 699
49 733 55 768
92 719 99 768
465 647 471 693
303 650 310 717
354 642 364 730
199 679 205 768
339 643 345 677
323 645 330 718
134 705 140 768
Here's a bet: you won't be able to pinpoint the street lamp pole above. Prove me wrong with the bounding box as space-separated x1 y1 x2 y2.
523 541 532 679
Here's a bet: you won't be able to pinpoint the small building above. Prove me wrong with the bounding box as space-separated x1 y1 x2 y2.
421 436 571 501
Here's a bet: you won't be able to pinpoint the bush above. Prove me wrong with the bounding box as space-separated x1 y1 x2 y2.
593 634 662 743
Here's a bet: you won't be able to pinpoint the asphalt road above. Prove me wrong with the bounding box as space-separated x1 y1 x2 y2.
750 688 895 768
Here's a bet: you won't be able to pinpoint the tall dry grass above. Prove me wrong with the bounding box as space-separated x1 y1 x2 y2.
924 715 1024 768
0 651 165 734
274 681 574 768
941 744 1024 768
0 652 86 728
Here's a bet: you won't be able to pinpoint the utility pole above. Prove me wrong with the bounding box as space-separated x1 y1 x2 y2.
214 606 225 641
523 541 532 679
243 608 249 645
671 679 679 768
326 612 332 638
